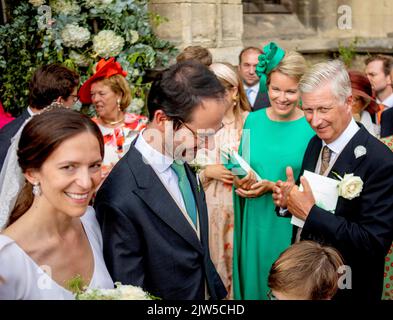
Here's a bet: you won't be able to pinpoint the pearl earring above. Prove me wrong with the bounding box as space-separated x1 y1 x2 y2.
32 182 42 197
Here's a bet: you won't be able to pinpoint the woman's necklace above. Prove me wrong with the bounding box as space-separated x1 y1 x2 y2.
101 114 125 126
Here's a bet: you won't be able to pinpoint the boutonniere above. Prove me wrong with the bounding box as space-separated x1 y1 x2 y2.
332 172 363 200
188 153 210 192
189 163 203 192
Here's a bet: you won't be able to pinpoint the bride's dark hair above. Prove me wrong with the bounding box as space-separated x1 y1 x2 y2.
8 108 104 226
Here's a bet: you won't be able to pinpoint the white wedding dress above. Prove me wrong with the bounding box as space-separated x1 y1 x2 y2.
0 206 114 300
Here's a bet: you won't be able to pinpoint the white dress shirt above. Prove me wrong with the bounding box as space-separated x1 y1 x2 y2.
244 83 259 107
134 130 187 214
316 118 360 173
376 93 393 109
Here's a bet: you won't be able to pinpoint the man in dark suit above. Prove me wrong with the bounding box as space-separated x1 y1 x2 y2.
380 106 393 138
273 60 393 300
0 64 79 171
94 61 227 300
238 47 270 111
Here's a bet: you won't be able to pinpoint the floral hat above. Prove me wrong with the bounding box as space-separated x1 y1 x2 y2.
255 42 286 93
78 57 127 104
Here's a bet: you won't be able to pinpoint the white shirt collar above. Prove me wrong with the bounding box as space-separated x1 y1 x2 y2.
322 118 360 154
134 129 174 173
376 93 393 108
27 107 34 116
244 83 259 92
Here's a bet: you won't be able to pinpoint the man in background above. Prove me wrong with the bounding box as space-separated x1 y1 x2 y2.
238 46 270 110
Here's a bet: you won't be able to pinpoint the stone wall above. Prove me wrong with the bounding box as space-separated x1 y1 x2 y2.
150 0 393 65
149 0 244 64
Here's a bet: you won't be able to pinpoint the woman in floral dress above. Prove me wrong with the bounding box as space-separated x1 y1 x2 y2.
79 58 147 179
198 63 251 298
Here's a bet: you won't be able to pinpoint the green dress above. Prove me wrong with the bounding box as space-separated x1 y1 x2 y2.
233 108 315 300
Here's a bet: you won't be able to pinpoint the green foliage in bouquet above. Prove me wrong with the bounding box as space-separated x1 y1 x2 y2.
0 0 178 116
67 275 161 300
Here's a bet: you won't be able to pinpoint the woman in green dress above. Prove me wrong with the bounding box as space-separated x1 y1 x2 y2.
232 43 315 300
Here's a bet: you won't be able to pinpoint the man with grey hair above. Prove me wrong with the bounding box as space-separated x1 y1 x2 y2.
273 60 393 300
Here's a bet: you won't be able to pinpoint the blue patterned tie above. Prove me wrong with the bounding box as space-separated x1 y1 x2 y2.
246 88 253 105
171 162 197 227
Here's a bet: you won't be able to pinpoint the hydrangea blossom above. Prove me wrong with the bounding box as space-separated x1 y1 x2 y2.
69 51 91 67
128 30 139 44
126 98 144 114
61 24 91 48
49 0 81 15
84 0 113 8
29 0 46 7
93 30 125 58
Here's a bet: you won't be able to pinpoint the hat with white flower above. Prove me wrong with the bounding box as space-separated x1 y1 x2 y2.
78 57 127 104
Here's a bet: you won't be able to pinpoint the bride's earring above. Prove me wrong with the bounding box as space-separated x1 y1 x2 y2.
117 98 121 111
32 182 42 197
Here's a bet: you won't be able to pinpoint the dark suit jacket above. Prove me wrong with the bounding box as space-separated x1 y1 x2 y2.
252 90 270 111
296 125 393 300
94 144 227 300
380 107 393 138
0 109 30 171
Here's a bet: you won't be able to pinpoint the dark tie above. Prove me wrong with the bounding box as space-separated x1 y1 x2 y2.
171 162 197 227
319 146 332 175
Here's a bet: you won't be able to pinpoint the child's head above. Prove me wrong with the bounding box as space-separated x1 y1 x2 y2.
268 241 344 300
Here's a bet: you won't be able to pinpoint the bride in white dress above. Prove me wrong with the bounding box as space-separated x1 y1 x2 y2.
0 107 113 299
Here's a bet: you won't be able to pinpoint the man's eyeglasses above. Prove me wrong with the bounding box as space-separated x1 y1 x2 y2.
177 119 224 140
267 289 278 300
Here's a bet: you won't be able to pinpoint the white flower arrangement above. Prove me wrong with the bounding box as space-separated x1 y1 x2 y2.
49 0 81 16
29 0 46 7
84 0 113 8
93 30 125 58
333 172 363 200
76 282 154 300
69 51 91 67
126 97 145 114
61 24 91 48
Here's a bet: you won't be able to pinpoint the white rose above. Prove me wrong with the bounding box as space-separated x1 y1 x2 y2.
337 174 363 200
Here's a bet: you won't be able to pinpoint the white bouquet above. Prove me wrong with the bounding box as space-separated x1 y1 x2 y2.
76 282 157 300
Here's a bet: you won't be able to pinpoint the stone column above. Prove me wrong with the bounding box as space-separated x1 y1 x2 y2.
149 0 244 64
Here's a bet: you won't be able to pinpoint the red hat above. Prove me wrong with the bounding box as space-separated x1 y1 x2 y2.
348 70 379 114
78 57 127 104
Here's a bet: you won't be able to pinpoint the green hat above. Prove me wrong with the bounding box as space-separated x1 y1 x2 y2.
256 42 286 93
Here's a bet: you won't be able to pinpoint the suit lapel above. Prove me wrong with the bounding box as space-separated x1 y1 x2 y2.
127 146 204 254
327 126 370 179
303 138 322 173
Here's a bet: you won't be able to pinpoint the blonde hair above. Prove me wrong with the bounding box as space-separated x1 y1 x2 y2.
267 51 307 85
268 241 344 300
94 74 132 111
209 62 251 125
299 60 352 104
